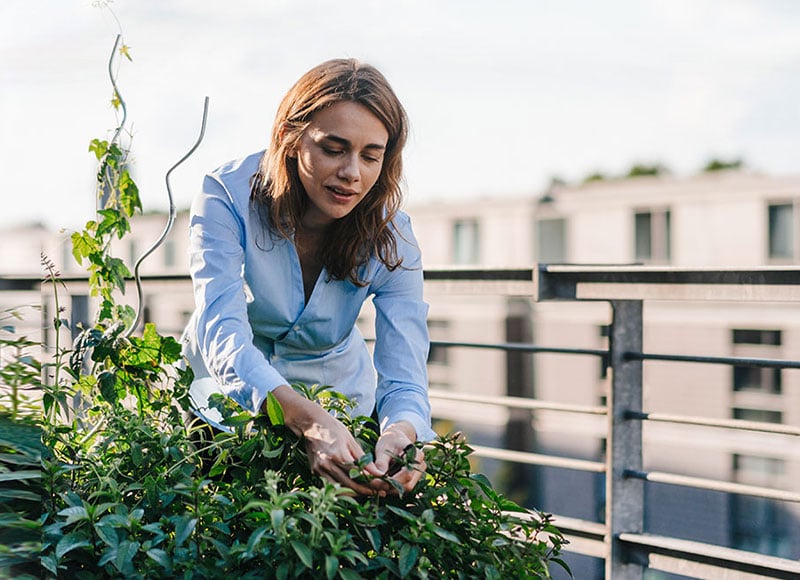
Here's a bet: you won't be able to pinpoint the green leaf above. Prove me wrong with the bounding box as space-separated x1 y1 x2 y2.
277 562 290 580
55 532 91 558
0 470 40 483
71 231 99 263
174 516 196 547
0 489 40 502
41 554 58 575
98 370 118 404
270 509 284 531
89 139 109 161
119 169 141 217
325 555 338 580
433 526 460 543
266 391 284 426
220 412 254 427
94 523 119 548
57 505 88 524
114 539 140 573
147 548 172 571
338 569 362 580
399 543 420 577
105 256 131 292
291 540 314 569
160 334 183 364
365 527 381 552
386 506 415 521
131 444 143 467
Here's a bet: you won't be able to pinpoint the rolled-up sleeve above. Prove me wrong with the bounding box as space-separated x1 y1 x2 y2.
371 216 437 442
188 175 288 414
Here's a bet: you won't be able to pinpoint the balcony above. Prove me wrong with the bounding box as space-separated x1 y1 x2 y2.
2 265 800 579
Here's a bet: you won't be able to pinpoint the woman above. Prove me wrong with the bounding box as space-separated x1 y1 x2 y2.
182 59 435 496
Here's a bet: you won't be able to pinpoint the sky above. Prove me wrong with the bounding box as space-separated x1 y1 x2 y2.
2 0 800 231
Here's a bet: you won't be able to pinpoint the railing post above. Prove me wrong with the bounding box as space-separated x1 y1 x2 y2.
504 297 538 506
606 299 644 579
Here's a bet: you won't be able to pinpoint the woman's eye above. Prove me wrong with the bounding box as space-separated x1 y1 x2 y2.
362 155 381 164
322 148 343 156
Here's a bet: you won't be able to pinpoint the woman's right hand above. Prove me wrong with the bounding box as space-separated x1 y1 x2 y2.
270 385 382 495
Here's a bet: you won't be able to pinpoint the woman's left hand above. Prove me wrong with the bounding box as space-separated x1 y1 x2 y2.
370 421 426 495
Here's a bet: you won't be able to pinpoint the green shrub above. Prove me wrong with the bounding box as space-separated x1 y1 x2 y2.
38 376 568 578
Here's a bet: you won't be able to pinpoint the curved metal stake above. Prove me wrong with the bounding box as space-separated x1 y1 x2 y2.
125 96 210 338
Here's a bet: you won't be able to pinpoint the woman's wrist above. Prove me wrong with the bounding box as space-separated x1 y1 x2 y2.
269 385 320 436
381 420 417 443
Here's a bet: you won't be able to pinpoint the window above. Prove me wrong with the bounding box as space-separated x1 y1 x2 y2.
733 366 781 394
768 203 794 260
536 218 567 262
163 240 177 268
731 454 792 557
732 329 781 345
453 219 480 265
732 408 782 424
634 209 671 263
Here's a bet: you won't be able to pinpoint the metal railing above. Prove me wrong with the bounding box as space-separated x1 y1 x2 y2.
424 265 800 579
3 265 800 578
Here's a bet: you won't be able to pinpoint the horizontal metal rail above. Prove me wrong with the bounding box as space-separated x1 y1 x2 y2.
471 444 606 473
625 410 800 437
627 350 800 369
430 339 607 358
619 533 800 579
535 264 800 302
624 469 800 503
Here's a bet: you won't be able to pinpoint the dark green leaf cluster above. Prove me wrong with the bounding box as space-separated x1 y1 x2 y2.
38 376 568 579
0 312 45 579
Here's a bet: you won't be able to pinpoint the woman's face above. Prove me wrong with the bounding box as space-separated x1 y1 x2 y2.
292 100 389 230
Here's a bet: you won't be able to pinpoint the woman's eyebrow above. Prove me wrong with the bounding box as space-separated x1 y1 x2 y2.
321 133 386 151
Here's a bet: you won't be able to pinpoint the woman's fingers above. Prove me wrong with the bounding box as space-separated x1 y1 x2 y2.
310 449 379 495
389 447 426 491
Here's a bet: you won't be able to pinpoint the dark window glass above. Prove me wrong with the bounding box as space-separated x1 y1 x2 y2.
733 366 782 394
733 408 782 424
768 203 793 260
732 329 782 345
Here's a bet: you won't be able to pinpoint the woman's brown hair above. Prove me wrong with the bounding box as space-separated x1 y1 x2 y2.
250 58 409 285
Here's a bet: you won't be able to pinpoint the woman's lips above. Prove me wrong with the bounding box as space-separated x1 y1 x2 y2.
326 185 357 202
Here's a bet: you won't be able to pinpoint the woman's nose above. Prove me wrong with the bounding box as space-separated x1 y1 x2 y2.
337 154 360 182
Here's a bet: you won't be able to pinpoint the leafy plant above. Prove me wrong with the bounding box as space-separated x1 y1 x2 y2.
0 309 45 579
40 378 568 578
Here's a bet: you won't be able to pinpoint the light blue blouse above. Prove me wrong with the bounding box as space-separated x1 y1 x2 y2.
182 151 436 442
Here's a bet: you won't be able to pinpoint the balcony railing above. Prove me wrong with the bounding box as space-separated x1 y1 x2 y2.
424 265 800 579
3 265 800 578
